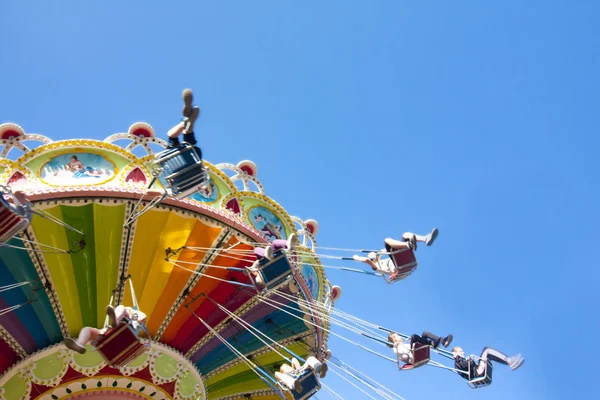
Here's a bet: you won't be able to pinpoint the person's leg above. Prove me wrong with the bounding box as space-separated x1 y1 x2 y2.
270 239 289 252
352 255 379 271
254 246 266 260
276 372 302 392
167 122 186 146
302 356 327 378
77 327 102 345
384 238 411 250
476 346 515 375
114 305 127 321
291 358 302 370
406 228 439 246
410 334 430 346
64 327 102 354
400 233 418 251
421 331 452 349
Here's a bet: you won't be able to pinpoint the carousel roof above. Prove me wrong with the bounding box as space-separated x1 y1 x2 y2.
0 122 328 400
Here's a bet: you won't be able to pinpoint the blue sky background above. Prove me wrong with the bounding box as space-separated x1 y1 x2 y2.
1 1 598 399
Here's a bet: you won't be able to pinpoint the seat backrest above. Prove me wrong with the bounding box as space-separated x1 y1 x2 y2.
0 198 31 244
155 144 207 194
411 344 431 367
94 322 147 367
258 250 293 289
389 248 417 271
291 370 321 400
467 359 493 389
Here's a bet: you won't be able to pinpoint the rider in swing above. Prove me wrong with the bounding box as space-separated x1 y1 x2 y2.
275 354 329 393
248 233 298 285
452 345 524 381
387 331 453 366
352 228 438 281
63 305 147 354
164 88 212 196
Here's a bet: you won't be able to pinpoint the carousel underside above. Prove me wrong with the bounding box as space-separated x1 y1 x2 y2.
0 123 327 400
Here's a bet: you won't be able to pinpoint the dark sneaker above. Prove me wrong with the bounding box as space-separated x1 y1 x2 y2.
167 136 181 148
407 235 417 251
64 338 86 354
443 334 454 348
106 305 118 327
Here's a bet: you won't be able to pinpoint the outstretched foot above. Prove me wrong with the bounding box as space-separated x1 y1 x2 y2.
265 245 274 260
64 338 86 354
425 228 439 246
287 233 298 250
294 379 303 393
106 305 118 327
407 235 417 251
509 354 525 370
443 334 453 348
319 363 328 379
182 88 194 116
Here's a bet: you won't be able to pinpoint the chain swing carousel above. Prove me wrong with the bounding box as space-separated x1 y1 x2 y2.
0 92 525 400
0 121 331 400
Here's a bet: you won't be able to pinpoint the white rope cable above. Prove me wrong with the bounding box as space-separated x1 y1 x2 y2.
31 205 85 235
254 293 396 363
187 307 284 395
271 289 389 343
0 280 33 293
276 291 388 342
169 262 255 288
330 356 404 400
12 236 73 253
327 363 379 400
320 382 345 400
206 296 292 363
168 259 247 271
0 303 27 317
327 359 397 400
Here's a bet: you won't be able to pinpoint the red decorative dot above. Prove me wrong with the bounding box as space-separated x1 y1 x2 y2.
1 130 21 140
131 128 151 138
306 224 315 234
240 165 254 176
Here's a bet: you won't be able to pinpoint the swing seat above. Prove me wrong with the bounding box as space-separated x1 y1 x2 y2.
251 250 293 292
284 370 321 400
93 319 147 368
153 143 209 199
467 358 493 389
0 193 32 245
399 343 430 370
385 248 418 284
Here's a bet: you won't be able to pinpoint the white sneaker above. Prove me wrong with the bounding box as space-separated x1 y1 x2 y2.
265 246 274 260
287 233 298 250
425 228 439 246
509 354 524 370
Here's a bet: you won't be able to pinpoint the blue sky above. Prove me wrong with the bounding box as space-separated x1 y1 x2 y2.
1 1 598 399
